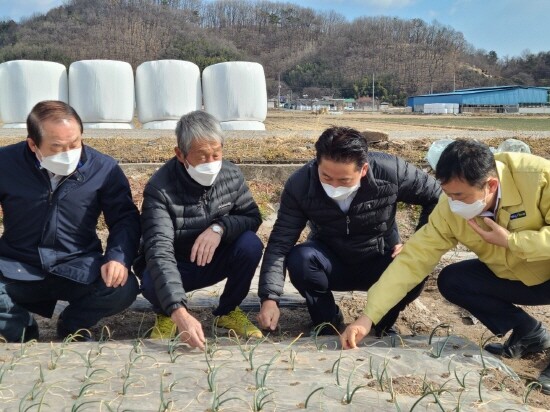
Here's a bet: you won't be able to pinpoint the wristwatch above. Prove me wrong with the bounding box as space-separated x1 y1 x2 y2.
210 224 224 236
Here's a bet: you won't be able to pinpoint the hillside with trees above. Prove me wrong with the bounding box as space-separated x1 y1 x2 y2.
0 0 548 105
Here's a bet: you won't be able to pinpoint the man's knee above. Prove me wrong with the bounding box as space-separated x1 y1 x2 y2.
234 231 264 263
437 264 464 301
287 244 328 289
96 274 139 313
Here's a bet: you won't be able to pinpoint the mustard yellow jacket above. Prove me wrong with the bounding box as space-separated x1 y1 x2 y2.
365 152 550 324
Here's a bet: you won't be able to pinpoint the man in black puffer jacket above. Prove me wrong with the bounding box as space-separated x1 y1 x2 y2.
257 126 441 336
137 111 263 349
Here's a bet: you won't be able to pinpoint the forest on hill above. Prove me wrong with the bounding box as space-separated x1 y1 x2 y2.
0 0 549 105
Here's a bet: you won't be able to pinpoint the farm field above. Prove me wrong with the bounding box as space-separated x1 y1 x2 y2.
1 111 550 410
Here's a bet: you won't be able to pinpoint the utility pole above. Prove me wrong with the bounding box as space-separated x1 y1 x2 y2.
372 73 375 112
278 73 281 108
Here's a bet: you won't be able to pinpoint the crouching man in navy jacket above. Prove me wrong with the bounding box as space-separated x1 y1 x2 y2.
0 100 140 342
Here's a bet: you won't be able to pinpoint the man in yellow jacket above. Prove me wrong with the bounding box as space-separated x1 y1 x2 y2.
340 139 550 394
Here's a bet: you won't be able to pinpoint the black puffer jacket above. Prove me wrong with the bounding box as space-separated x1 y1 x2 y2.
258 152 441 301
139 157 262 313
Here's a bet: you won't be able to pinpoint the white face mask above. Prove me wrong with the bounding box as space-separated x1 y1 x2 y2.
448 197 486 220
186 160 222 186
321 182 360 201
36 147 82 176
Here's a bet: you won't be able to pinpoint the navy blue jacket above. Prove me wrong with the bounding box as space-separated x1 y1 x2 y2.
0 142 140 288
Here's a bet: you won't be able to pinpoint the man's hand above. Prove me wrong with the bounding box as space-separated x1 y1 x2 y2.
391 243 404 258
190 227 222 266
340 315 373 349
257 299 280 331
171 307 206 350
468 217 510 248
101 261 128 287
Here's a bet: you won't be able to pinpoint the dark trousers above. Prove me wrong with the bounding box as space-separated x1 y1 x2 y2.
287 240 426 333
0 272 139 342
141 231 263 317
438 259 550 336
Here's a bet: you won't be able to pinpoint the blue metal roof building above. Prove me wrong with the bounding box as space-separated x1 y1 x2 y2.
407 86 550 112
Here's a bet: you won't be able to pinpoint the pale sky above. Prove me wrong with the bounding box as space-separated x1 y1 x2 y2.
1 0 548 59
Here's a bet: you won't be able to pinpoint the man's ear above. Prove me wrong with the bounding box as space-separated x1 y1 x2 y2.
360 163 369 178
487 176 499 194
174 147 185 163
27 138 38 153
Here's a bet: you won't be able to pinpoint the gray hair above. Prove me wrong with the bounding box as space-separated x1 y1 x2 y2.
175 110 224 155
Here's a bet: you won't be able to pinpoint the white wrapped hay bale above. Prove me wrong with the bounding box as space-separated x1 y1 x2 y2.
220 121 265 131
142 120 179 130
202 62 267 128
69 60 134 129
136 60 201 128
0 60 68 128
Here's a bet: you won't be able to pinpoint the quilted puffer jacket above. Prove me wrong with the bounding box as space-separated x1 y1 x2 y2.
258 151 441 302
139 157 262 313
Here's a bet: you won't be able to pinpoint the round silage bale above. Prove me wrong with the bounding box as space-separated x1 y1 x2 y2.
136 60 201 128
0 60 68 128
202 62 267 127
69 60 134 129
220 121 265 131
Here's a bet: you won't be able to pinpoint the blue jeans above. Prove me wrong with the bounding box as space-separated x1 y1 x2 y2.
287 240 426 333
438 259 550 336
141 231 263 317
0 271 139 342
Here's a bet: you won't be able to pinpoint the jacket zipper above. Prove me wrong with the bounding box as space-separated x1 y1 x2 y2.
346 216 350 235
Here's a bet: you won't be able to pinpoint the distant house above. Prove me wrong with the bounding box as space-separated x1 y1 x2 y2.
407 86 550 114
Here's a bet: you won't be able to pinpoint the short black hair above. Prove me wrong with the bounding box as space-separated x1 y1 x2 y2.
315 126 368 169
435 139 497 188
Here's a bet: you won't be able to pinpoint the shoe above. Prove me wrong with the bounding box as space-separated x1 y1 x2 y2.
150 314 177 339
537 363 550 395
375 325 399 338
56 318 93 342
310 308 344 337
484 323 550 359
215 307 263 339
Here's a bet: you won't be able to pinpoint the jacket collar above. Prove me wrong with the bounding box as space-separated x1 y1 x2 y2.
309 159 377 198
496 160 522 208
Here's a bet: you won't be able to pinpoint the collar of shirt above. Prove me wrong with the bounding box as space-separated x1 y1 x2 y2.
479 183 501 219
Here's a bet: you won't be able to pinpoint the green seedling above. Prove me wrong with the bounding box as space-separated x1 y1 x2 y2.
18 381 42 412
375 358 390 391
312 322 340 351
477 369 487 403
429 334 452 358
342 364 368 405
428 323 451 345
304 387 325 408
523 381 542 404
207 363 230 392
210 385 244 412
97 325 112 343
228 329 269 371
204 339 233 373
410 389 448 412
158 374 173 412
289 349 297 371
331 350 345 386
71 400 101 412
167 332 189 363
479 333 499 369
255 351 282 389
253 387 274 411
411 321 428 336
453 368 475 389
